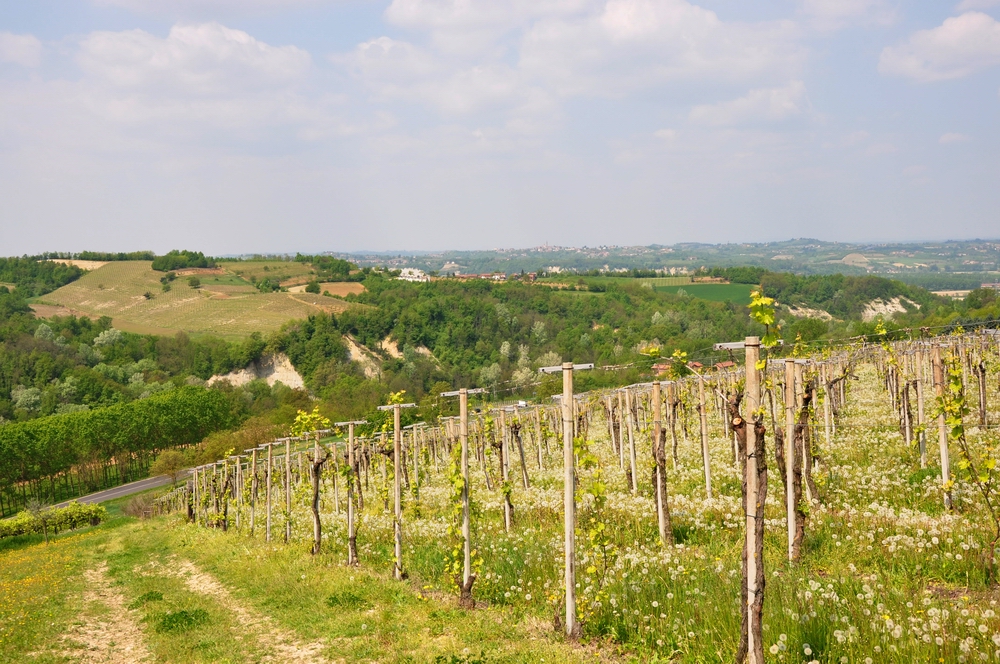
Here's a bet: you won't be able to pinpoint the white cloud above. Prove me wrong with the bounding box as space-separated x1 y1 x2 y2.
0 32 43 67
654 129 676 140
93 0 330 12
384 0 585 53
344 37 552 117
78 23 311 93
689 81 808 126
939 132 970 143
518 0 803 97
879 12 1000 82
798 0 895 30
956 0 1000 10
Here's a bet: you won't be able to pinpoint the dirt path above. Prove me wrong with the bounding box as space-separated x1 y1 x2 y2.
59 562 153 663
168 558 333 663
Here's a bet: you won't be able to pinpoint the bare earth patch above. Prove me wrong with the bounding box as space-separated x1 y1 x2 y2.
168 558 334 663
58 562 152 663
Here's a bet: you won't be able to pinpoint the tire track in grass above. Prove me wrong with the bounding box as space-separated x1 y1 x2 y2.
59 562 152 663
167 558 334 664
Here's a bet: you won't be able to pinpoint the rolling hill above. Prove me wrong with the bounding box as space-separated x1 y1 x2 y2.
34 261 361 339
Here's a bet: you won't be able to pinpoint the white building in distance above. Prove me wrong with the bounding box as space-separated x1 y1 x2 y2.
398 267 430 283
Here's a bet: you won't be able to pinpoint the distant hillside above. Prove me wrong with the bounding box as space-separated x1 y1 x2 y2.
36 261 361 338
330 238 1000 285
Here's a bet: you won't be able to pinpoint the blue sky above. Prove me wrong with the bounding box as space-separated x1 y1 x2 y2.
1 0 998 255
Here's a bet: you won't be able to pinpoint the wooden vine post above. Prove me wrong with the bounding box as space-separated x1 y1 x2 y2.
652 381 672 545
379 399 417 580
743 336 765 664
284 437 292 543
932 346 953 509
916 347 927 467
440 387 486 607
266 442 274 542
337 420 367 566
539 361 592 639
247 448 257 536
783 359 796 562
698 375 712 499
625 388 638 493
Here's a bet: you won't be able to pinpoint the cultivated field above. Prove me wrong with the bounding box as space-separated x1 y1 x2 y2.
37 261 359 338
654 283 756 304
222 260 316 287
287 282 366 297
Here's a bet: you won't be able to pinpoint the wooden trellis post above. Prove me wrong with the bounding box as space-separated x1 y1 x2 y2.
916 347 927 467
441 387 485 607
743 337 764 664
284 438 292 543
652 381 671 545
336 420 367 566
698 375 712 499
266 442 274 542
379 401 417 580
539 361 592 639
932 346 953 509
625 388 638 493
784 359 796 562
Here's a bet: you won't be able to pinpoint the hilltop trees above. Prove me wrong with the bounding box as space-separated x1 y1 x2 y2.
151 250 216 272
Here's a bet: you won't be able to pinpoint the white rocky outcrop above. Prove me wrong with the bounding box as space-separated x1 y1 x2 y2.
862 297 919 322
208 352 305 390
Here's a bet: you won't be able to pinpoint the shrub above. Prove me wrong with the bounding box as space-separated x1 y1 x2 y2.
123 494 155 519
0 502 107 540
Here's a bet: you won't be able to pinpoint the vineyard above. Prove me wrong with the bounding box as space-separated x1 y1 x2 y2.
134 325 1000 663
37 261 358 338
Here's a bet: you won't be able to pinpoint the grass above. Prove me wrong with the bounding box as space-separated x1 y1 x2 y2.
0 515 606 663
5 364 1000 662
654 283 755 304
223 260 316 287
39 261 360 339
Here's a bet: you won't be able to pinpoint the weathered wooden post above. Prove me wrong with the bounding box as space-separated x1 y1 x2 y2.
652 381 672 545
247 448 257 537
284 437 292 543
744 337 764 664
784 359 796 562
625 388 638 493
698 375 712 499
336 420 366 565
266 442 274 542
539 361 592 639
441 387 485 607
932 346 953 509
916 347 927 467
378 400 417 580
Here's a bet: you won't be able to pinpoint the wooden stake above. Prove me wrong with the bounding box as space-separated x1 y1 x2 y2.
784 359 796 562
561 362 580 639
933 346 953 509
743 337 764 664
698 376 712 499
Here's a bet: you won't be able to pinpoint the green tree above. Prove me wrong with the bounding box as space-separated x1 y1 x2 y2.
151 449 188 486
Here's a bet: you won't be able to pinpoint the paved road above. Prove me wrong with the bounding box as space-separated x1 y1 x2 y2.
55 471 190 507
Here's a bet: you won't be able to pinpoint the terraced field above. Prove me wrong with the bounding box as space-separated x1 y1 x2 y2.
36 262 359 338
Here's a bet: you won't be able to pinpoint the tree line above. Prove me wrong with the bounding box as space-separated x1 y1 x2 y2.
0 386 238 515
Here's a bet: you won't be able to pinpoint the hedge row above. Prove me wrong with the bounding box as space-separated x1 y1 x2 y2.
0 386 238 489
0 501 107 539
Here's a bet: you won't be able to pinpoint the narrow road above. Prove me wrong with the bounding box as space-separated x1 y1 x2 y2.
55 471 190 507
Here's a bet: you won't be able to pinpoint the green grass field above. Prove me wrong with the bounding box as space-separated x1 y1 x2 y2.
0 515 607 663
222 260 316 287
37 262 359 339
654 283 755 304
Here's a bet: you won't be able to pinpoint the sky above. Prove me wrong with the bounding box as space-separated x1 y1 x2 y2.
1 0 998 255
